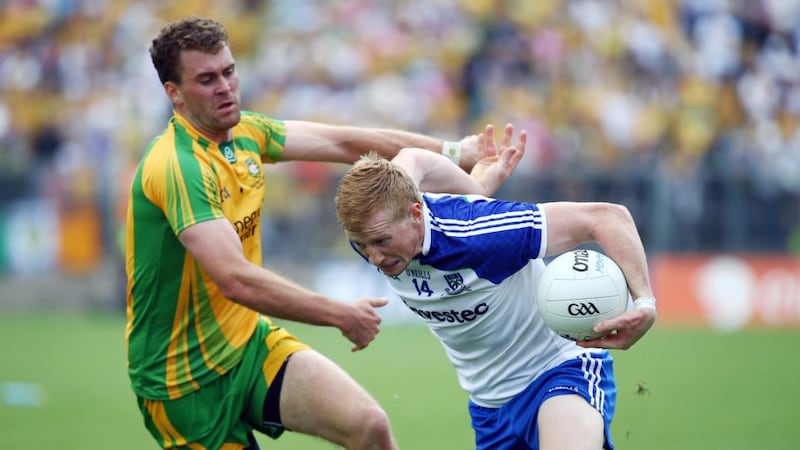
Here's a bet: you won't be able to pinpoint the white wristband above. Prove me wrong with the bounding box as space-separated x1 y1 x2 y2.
441 141 461 165
633 296 657 311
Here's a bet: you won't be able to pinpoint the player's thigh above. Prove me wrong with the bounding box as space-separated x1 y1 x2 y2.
279 349 386 440
538 394 604 450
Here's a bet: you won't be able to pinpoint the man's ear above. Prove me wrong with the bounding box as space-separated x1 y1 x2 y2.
409 202 423 222
165 81 182 106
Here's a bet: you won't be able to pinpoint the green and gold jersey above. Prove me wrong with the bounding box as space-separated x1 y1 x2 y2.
125 110 286 400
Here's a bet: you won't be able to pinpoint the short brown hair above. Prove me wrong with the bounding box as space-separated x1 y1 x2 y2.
335 152 422 234
150 16 228 84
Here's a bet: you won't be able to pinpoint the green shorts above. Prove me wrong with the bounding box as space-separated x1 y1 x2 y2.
137 318 310 449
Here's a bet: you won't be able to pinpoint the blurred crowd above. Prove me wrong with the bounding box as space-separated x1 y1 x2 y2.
1 0 799 275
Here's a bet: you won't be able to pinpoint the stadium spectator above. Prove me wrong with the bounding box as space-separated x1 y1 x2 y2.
0 1 798 276
334 128 657 449
125 16 495 450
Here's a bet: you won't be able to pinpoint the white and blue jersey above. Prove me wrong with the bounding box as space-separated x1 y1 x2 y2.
382 193 590 408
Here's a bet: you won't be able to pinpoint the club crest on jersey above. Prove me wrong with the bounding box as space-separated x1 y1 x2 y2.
443 273 471 296
243 157 265 190
222 144 236 163
245 157 261 177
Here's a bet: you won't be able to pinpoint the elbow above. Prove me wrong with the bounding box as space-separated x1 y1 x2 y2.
581 202 634 236
595 202 637 236
606 202 633 223
215 270 252 304
393 147 425 167
218 281 244 303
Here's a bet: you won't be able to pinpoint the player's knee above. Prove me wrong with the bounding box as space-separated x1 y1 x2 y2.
348 404 394 449
362 405 392 436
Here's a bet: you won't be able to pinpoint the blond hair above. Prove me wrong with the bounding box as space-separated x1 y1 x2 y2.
335 152 421 234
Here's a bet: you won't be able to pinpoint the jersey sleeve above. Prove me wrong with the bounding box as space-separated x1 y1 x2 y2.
423 194 546 284
239 111 286 164
141 142 226 236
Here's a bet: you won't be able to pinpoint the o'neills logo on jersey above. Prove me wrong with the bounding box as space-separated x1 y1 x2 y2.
222 145 236 163
233 208 260 241
219 187 232 204
402 300 488 323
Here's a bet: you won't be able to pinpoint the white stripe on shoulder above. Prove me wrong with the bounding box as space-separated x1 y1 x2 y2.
424 193 491 202
431 221 542 237
430 210 543 236
434 209 542 227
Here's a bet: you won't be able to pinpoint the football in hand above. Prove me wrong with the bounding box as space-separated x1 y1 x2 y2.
536 249 629 341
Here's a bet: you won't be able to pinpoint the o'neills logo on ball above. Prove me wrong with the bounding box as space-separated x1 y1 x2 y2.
567 302 600 316
572 249 590 272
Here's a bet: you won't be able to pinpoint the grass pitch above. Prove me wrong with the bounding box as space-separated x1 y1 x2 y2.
0 313 796 449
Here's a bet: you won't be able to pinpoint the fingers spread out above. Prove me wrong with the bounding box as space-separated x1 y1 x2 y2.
483 124 497 158
501 123 513 149
501 142 525 170
517 129 528 152
484 123 495 141
476 133 486 160
483 123 527 157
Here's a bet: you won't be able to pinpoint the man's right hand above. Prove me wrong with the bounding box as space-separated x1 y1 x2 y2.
469 123 527 196
339 297 388 352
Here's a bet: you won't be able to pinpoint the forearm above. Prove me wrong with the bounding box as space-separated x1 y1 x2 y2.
179 219 360 332
226 264 349 329
351 127 444 159
282 120 476 168
592 206 653 300
394 148 485 194
366 128 478 171
577 205 656 349
225 263 385 351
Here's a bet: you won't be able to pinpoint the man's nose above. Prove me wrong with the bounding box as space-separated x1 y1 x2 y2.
365 247 383 266
217 77 233 93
